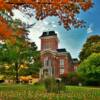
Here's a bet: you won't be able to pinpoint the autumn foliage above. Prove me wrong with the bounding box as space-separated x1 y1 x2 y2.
0 0 93 38
0 0 13 11
0 15 26 39
0 16 12 38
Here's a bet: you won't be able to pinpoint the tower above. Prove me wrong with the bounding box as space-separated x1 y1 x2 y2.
40 31 58 51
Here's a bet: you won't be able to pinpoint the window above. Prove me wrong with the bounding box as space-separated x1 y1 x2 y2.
44 57 51 67
60 59 64 68
60 68 64 74
60 59 64 74
44 57 48 67
49 60 51 67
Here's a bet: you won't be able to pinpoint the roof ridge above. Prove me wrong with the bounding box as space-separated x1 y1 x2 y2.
40 31 57 37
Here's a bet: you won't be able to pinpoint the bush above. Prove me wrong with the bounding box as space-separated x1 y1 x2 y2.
61 72 82 85
44 77 65 93
78 53 100 86
85 78 100 86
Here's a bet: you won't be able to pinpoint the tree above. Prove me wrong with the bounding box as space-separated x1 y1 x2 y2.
19 53 42 77
0 35 42 83
0 10 28 39
0 0 93 38
79 35 100 61
77 53 100 86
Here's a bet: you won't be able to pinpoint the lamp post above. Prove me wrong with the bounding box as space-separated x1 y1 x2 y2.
56 78 62 93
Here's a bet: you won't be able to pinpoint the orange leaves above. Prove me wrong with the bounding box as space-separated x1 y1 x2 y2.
0 16 25 39
16 28 26 36
0 0 93 12
5 0 93 5
80 0 93 11
0 0 93 36
0 0 4 8
0 0 13 11
0 16 12 38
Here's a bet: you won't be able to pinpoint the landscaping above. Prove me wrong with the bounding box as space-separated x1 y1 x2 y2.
0 1 100 100
0 84 100 100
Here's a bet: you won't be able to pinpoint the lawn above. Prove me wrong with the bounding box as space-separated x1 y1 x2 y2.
0 84 100 100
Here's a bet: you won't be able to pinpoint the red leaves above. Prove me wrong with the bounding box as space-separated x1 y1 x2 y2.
0 16 12 38
0 0 93 39
80 0 93 11
0 0 13 11
0 16 25 39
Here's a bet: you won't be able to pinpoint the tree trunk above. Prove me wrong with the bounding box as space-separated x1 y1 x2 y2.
15 62 19 84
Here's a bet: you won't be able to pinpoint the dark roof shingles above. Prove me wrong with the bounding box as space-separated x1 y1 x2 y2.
40 31 57 37
57 48 67 52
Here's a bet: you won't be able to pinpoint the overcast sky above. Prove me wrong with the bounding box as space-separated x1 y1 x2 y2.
12 0 100 58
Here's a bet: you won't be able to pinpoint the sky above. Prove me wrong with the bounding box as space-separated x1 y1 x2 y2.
13 0 100 59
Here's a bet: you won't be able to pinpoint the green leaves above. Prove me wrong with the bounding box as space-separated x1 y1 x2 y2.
0 35 42 82
78 53 100 86
79 35 100 61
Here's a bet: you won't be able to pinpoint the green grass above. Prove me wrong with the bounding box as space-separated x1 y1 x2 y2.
0 84 100 100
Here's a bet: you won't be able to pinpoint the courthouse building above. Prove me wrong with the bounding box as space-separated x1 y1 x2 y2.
39 31 75 78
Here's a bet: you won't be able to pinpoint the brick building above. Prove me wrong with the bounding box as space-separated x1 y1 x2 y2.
39 31 74 79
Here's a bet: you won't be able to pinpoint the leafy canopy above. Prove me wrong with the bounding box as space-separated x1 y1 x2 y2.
0 35 42 82
0 11 26 39
79 35 100 61
78 53 100 85
0 0 93 38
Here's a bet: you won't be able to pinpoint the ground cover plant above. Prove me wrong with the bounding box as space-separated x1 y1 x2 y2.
0 84 100 100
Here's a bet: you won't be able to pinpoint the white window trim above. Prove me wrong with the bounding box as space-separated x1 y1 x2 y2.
60 59 64 68
60 59 64 74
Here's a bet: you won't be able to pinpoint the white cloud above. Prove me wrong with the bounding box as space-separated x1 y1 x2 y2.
52 24 57 28
87 24 93 34
12 9 37 24
12 9 58 50
43 21 49 25
11 9 84 58
28 20 58 50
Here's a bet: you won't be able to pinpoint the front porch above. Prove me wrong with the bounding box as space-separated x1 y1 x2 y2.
39 66 54 79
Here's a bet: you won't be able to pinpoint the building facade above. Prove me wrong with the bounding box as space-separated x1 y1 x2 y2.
39 31 74 79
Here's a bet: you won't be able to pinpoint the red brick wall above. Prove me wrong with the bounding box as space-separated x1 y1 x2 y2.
40 53 58 76
41 53 70 77
41 37 58 51
56 56 68 76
